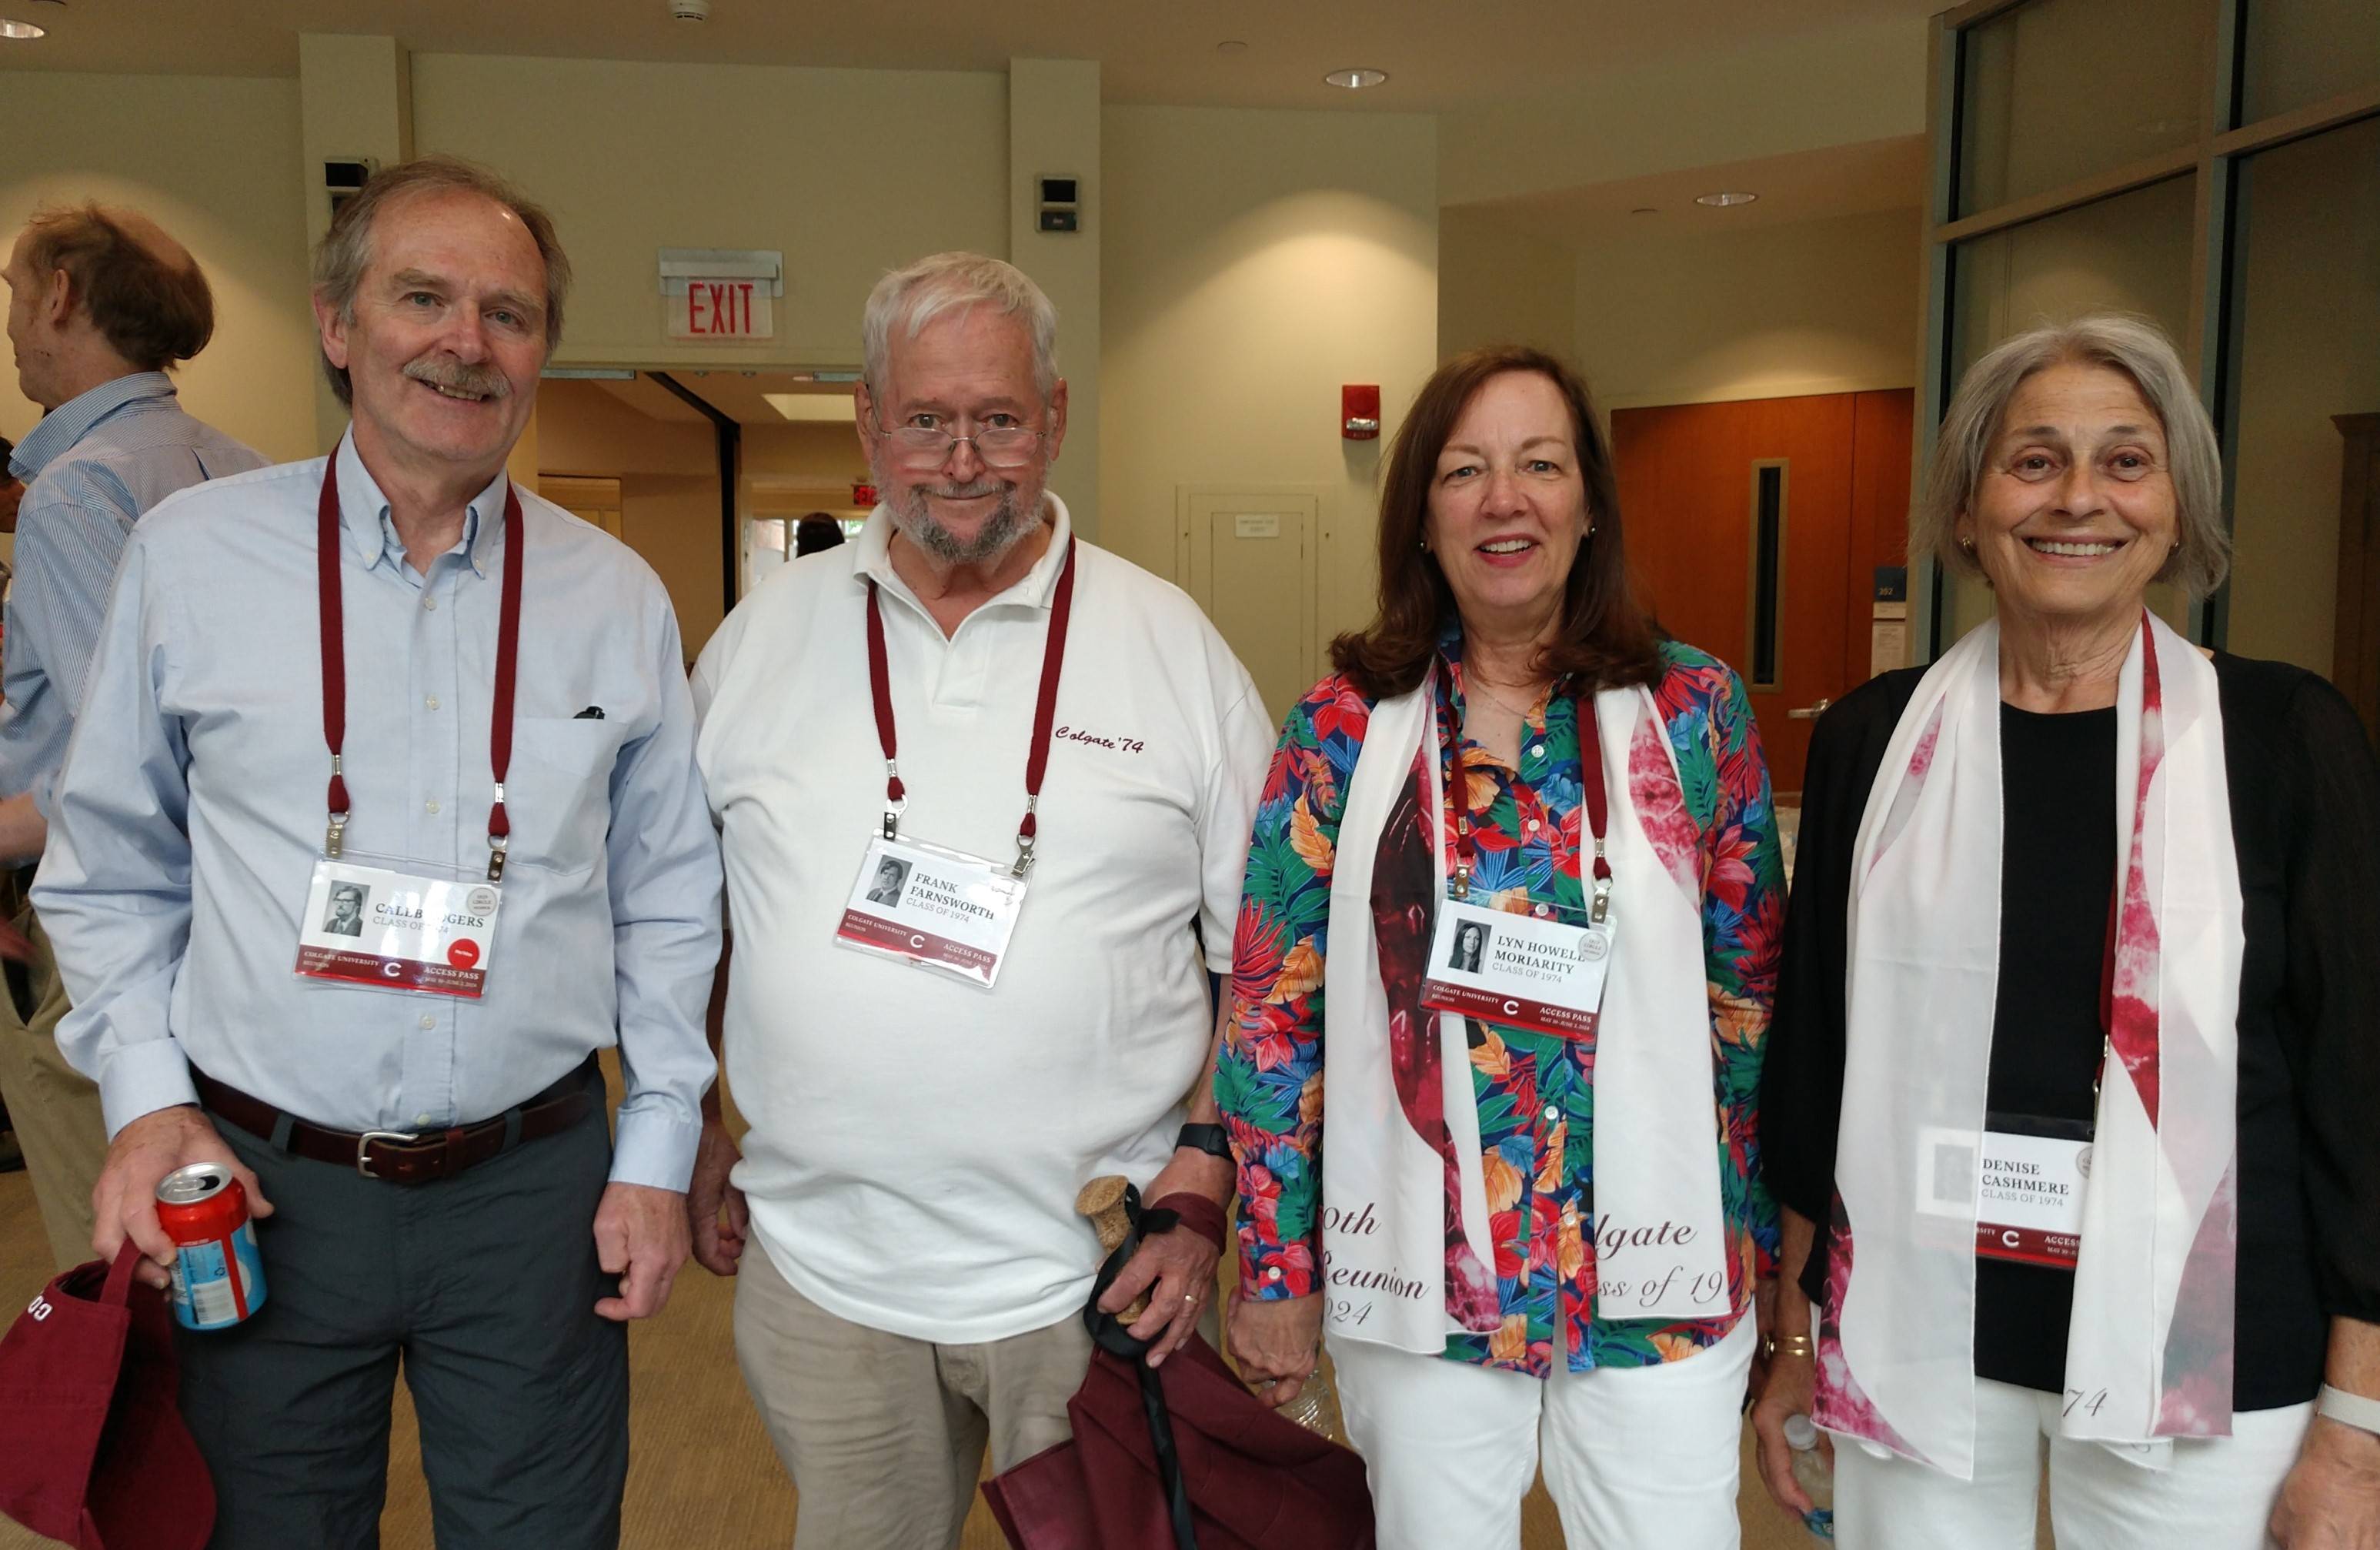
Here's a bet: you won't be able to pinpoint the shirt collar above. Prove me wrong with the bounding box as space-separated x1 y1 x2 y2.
7 371 178 481
852 489 1075 615
332 429 510 578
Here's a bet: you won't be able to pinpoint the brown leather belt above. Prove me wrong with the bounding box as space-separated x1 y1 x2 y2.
192 1061 597 1185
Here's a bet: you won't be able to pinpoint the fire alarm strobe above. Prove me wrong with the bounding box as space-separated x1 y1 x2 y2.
1343 385 1382 440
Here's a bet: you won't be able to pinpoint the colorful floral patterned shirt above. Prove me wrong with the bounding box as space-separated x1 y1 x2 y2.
1220 630 1784 1376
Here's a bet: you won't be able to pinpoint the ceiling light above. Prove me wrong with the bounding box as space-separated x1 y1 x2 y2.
1324 67 1388 90
669 0 710 20
0 18 46 38
1217 40 1248 55
1630 206 1659 215
1694 191 1758 208
763 393 858 423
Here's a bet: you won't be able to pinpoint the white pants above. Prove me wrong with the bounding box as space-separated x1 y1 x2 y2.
1330 1314 1755 1550
1834 1379 2312 1550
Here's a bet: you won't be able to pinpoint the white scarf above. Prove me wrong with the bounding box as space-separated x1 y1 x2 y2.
1817 612 2242 1477
1320 674 1729 1353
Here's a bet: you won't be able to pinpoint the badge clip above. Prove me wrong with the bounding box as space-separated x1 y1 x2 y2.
325 813 349 860
1589 841 1611 924
486 836 508 882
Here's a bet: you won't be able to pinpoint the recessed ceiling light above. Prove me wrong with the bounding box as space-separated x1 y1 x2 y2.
1217 40 1249 55
1324 67 1389 90
1695 191 1758 208
1630 206 1659 215
0 18 47 38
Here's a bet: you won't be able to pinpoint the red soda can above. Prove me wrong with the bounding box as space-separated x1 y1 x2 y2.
155 1163 268 1331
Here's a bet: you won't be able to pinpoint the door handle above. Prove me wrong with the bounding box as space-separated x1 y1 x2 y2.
1787 698 1833 720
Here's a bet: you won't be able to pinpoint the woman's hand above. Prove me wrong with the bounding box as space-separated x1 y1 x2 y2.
1750 1347 1827 1517
1229 1291 1325 1408
2269 1417 2380 1547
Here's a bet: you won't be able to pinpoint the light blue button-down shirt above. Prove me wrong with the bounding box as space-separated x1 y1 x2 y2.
35 433 723 1191
2 372 267 817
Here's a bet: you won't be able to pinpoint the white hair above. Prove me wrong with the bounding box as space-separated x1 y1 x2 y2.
861 252 1059 403
1917 312 2231 600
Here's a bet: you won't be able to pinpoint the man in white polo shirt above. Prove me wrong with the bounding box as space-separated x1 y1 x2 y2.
689 252 1271 1548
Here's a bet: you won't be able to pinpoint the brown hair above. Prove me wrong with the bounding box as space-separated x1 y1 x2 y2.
312 155 572 406
1331 346 1662 699
20 205 215 372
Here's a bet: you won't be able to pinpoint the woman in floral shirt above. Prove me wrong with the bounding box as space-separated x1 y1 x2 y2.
1220 346 1784 1548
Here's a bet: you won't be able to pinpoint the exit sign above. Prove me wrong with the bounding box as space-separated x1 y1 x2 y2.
670 279 775 341
658 248 783 343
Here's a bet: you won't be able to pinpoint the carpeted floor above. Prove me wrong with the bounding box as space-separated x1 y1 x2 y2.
0 1074 1864 1550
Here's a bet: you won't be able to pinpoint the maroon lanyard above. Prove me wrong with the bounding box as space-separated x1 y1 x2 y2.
863 538 1077 877
1450 676 1614 922
317 461 525 882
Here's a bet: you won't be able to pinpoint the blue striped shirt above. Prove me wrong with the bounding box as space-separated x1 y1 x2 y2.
2 372 266 817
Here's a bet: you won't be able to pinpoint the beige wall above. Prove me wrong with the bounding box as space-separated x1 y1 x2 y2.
1438 208 1577 363
409 55 1009 372
0 72 318 463
1571 208 1921 411
538 379 725 652
2225 119 2380 675
1101 104 1438 650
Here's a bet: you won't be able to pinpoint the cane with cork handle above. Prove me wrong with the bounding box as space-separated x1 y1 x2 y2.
1073 1174 1345 1441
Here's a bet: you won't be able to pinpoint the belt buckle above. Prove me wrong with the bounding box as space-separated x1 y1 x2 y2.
357 1128 422 1178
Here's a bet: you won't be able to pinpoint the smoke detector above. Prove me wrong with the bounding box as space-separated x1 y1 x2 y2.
670 0 710 19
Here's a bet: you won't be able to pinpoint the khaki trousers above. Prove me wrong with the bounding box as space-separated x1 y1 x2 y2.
732 1241 1094 1550
0 899 106 1270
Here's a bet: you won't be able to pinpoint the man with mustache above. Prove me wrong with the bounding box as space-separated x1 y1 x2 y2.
37 158 721 1548
0 204 265 1271
688 252 1271 1548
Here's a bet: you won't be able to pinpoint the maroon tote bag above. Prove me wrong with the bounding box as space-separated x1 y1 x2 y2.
0 1243 215 1550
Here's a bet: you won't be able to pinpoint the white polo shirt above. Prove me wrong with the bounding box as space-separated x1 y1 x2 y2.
692 496 1272 1343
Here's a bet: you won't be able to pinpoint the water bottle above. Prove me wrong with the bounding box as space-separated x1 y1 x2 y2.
1783 1413 1835 1541
1277 1358 1347 1443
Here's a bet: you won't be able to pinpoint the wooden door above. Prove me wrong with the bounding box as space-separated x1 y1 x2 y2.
1611 390 1912 797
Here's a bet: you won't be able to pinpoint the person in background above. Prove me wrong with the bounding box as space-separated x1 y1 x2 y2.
688 252 1272 1549
38 157 721 1548
792 511 846 556
0 205 266 1269
1754 315 2380 1548
1222 345 1784 1549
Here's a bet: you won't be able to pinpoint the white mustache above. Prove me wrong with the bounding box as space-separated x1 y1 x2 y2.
403 356 512 400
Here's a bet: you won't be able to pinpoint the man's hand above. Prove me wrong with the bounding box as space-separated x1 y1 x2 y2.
92 1105 272 1289
1228 1291 1324 1408
592 1181 690 1321
2271 1416 2380 1547
686 1120 747 1277
1094 1145 1233 1368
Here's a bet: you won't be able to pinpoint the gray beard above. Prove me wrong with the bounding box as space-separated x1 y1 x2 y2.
890 479 1047 566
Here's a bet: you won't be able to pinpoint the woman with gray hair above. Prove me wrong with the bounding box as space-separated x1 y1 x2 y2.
1751 314 2380 1546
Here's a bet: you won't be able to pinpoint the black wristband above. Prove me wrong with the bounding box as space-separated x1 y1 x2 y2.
1175 1122 1231 1161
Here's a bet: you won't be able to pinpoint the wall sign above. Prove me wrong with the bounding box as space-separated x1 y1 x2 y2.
659 248 783 342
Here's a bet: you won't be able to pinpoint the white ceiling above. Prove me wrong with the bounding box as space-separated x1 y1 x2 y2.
1468 135 1930 245
1 0 1945 112
584 369 858 428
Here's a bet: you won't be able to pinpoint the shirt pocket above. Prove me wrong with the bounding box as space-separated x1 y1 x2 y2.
504 717 623 876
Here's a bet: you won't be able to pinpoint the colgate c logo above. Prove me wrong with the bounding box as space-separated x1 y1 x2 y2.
1502 999 1521 1016
908 934 926 950
2001 1230 2021 1248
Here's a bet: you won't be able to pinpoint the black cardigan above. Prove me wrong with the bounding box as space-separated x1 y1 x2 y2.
1760 652 2380 1409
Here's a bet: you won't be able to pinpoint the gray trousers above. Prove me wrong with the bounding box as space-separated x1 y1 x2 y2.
179 1063 628 1550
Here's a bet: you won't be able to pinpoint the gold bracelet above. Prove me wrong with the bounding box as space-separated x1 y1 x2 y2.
1762 1332 1814 1361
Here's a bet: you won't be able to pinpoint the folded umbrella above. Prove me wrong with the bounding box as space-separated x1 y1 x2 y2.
983 1183 1375 1550
0 1243 215 1550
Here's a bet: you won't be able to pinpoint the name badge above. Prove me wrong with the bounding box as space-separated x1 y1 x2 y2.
835 833 1028 990
295 857 502 999
1418 897 1615 1038
1918 1114 2090 1269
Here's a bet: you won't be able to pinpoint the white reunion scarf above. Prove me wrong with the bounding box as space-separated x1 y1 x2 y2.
1320 673 1729 1353
1817 612 2243 1478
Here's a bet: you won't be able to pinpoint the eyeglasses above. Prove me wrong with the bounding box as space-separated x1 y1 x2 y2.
871 419 1047 469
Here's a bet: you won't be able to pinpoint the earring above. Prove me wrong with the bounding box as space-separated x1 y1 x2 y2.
1958 536 1975 551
